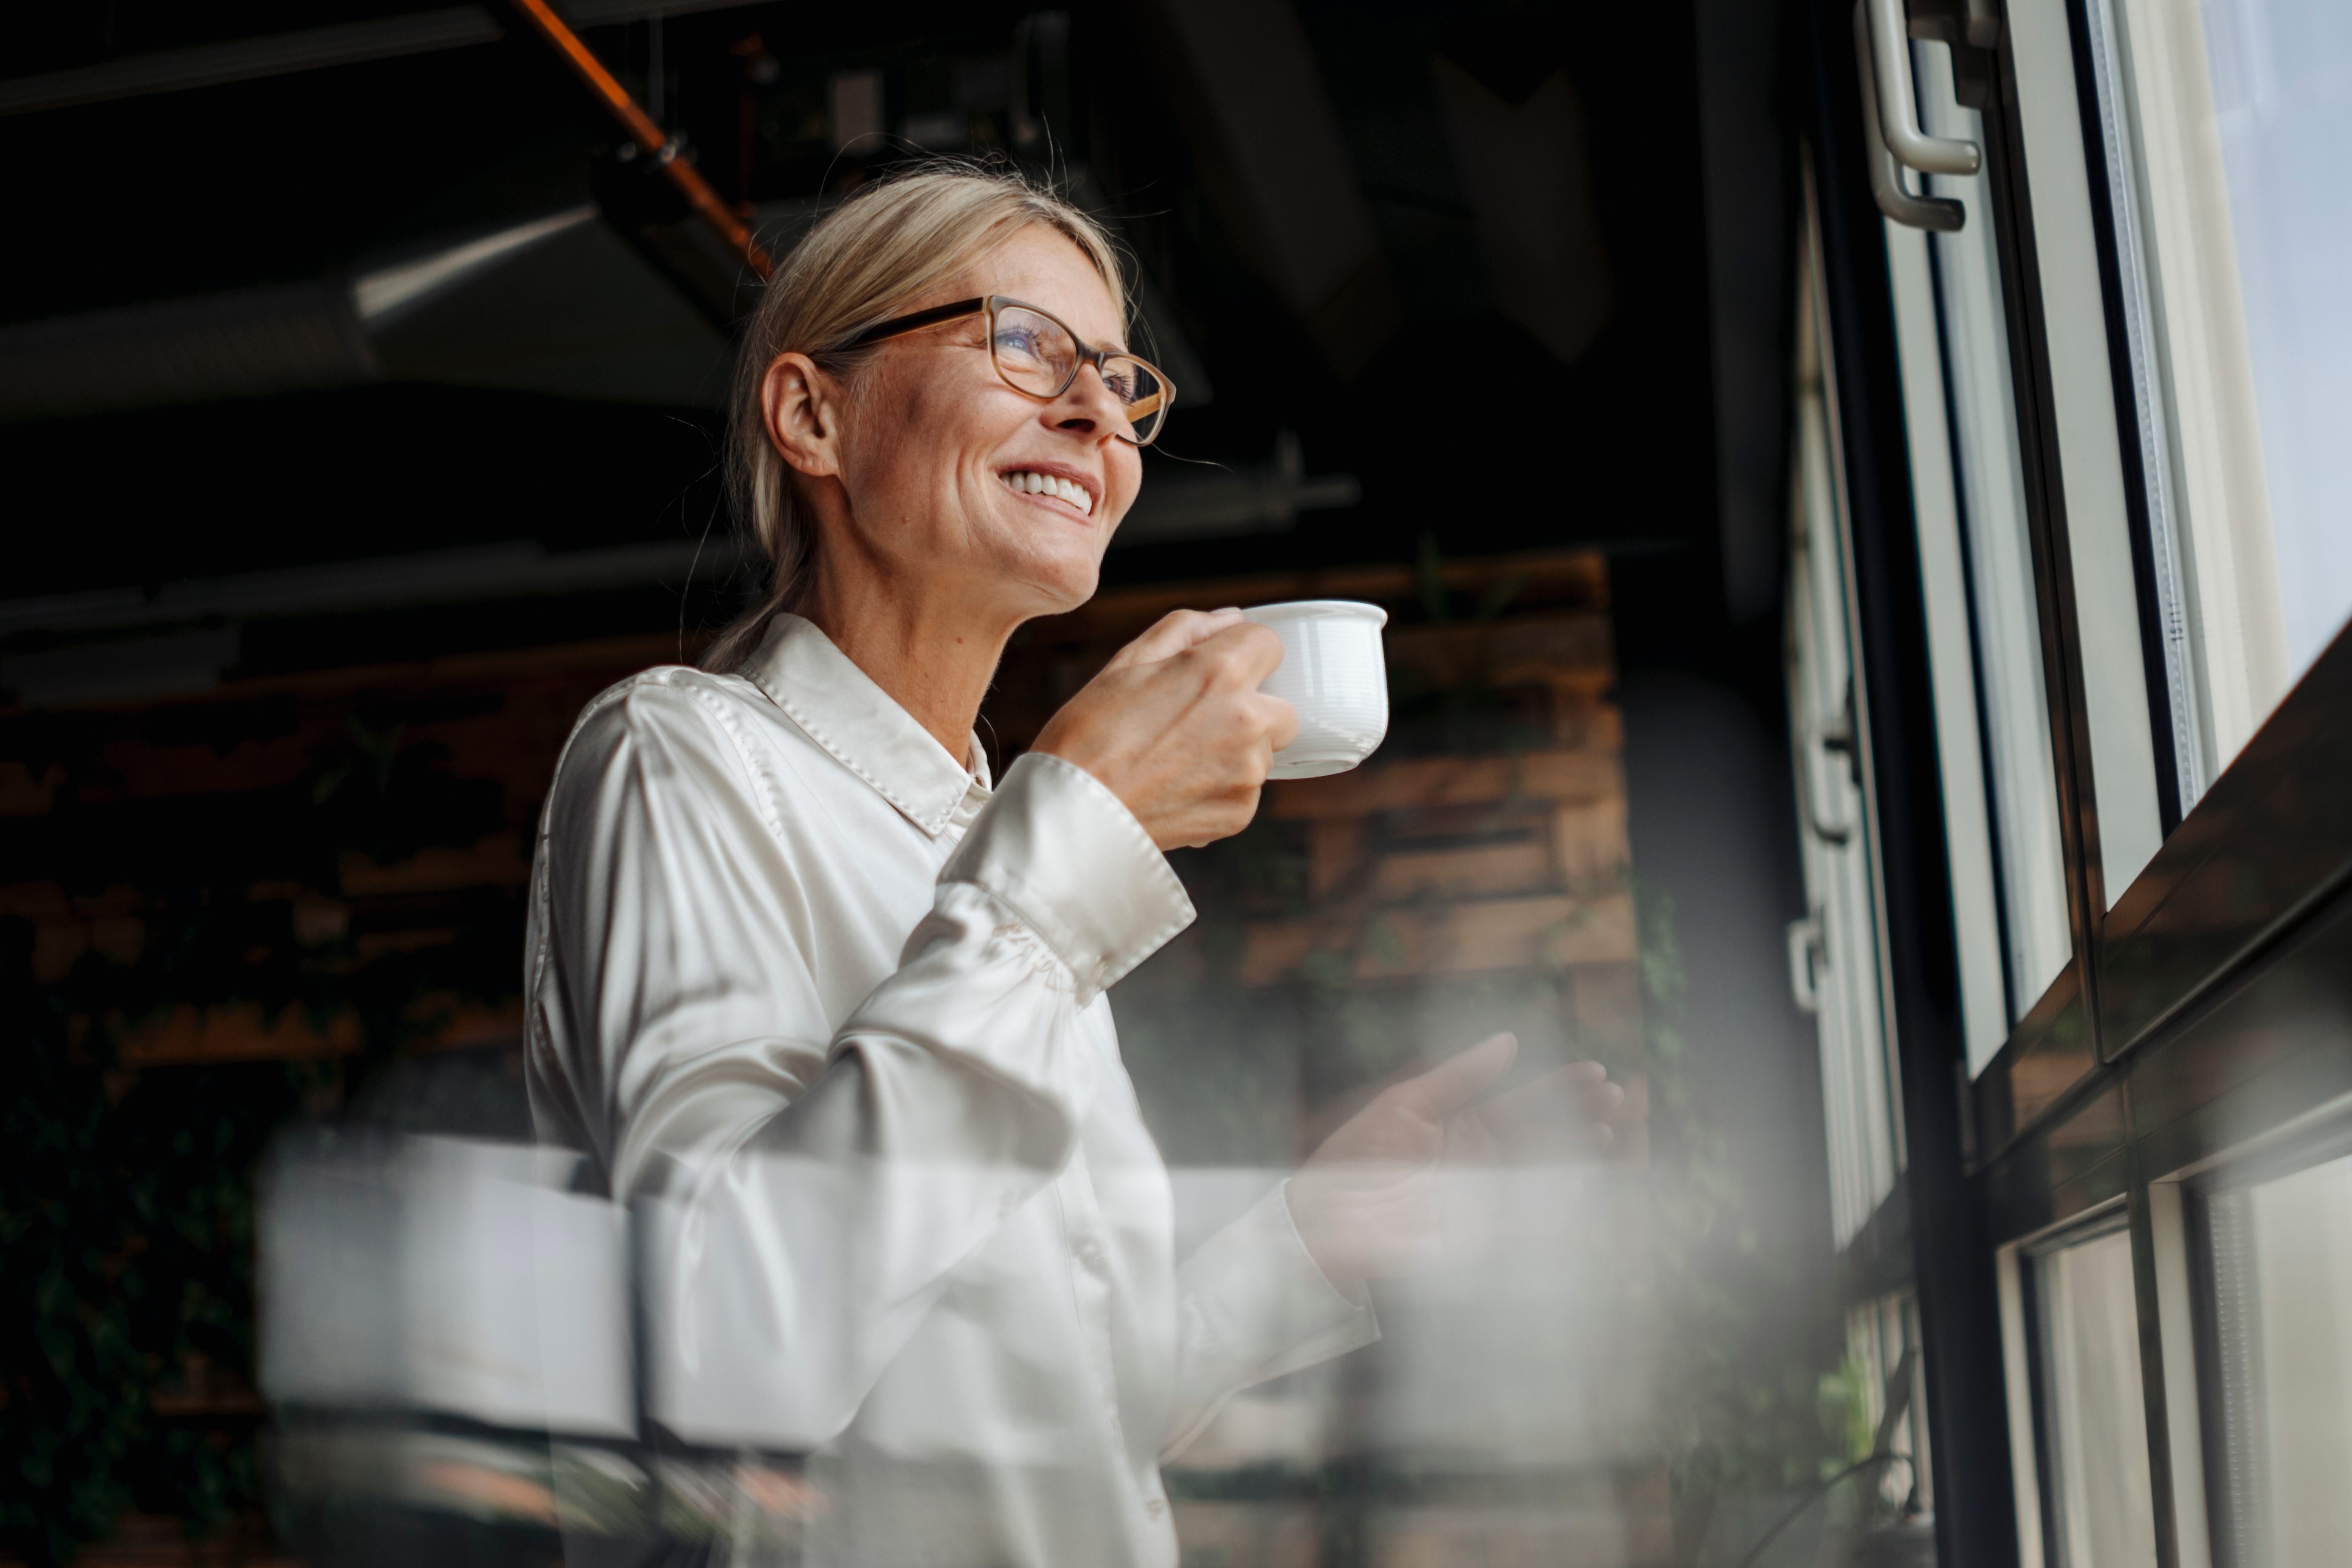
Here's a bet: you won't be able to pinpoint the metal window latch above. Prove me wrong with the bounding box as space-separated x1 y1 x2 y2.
1906 0 2001 108
1855 1 1969 231
1798 678 1865 846
1788 913 1826 1014
1868 0 1983 175
1855 0 2002 230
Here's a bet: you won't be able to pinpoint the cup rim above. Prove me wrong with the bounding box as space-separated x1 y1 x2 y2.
1240 599 1390 626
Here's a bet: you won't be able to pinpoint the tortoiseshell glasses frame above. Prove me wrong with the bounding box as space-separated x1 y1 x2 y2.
847 294 1176 447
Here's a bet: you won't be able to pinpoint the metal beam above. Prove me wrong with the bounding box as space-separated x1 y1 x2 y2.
0 540 742 638
0 0 751 118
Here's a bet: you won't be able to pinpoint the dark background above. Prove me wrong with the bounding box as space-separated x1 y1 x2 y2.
1 1 1833 1561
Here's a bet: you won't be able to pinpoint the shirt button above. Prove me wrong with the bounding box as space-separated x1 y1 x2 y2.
1146 1499 1165 1519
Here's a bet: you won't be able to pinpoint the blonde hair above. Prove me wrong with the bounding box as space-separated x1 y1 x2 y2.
701 161 1129 674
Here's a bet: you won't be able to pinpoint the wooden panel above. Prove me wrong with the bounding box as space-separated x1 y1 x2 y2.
1368 841 1551 901
1387 615 1614 691
117 1002 362 1066
338 832 531 896
1267 747 1621 821
1567 960 1645 1054
1306 817 1368 902
1241 891 1634 985
1551 797 1632 886
1023 549 1610 649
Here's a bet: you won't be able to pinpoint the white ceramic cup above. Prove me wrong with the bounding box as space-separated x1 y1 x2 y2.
1242 600 1390 779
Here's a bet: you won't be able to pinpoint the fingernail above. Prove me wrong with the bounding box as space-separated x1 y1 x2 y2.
1214 605 1242 615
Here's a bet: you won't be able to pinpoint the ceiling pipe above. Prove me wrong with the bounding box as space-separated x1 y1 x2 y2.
0 207 613 422
503 0 773 281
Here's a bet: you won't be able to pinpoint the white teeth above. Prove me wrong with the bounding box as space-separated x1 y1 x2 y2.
1001 471 1093 516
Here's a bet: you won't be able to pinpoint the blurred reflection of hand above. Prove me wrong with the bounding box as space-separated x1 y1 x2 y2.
1286 1033 1625 1292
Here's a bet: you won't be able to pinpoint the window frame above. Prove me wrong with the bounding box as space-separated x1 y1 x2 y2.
1799 0 2352 1564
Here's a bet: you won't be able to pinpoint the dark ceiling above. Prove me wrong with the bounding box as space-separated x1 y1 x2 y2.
1 0 1782 687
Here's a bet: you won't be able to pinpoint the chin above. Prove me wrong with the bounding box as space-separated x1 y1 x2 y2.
1014 550 1101 614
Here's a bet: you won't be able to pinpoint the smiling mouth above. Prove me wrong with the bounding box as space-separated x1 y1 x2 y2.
999 469 1096 518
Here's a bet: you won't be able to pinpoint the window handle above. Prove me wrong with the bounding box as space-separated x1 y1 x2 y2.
1797 701 1860 846
1787 914 1825 1014
1865 0 1982 175
1855 2 1967 231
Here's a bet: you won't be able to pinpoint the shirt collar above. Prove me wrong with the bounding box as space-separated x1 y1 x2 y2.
740 613 991 837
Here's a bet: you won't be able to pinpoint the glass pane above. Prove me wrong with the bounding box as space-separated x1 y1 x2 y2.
1915 44 2077 1027
1790 217 1902 1245
2039 1226 2159 1568
1848 1290 1934 1518
2093 0 2352 795
2010 0 2170 901
2207 1154 2352 1567
1884 41 2075 1060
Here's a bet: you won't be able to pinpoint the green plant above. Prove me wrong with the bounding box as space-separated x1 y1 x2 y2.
0 714 519 1564
1633 879 1847 1541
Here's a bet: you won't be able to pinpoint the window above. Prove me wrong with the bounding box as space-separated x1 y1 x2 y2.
2086 0 2352 805
2011 0 2169 902
1789 195 1904 1243
1881 38 2074 1069
2027 1221 2159 1568
1849 1289 1934 1517
2198 1147 2352 1567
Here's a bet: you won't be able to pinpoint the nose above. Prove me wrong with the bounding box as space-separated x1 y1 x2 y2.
1051 358 1127 439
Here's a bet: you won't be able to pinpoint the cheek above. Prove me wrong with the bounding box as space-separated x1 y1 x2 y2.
850 363 1010 494
1107 449 1145 517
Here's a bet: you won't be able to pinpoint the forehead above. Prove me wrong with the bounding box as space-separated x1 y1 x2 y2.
968 225 1124 346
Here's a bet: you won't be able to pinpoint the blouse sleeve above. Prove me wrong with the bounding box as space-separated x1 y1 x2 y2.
528 679 1192 1452
1162 1182 1382 1461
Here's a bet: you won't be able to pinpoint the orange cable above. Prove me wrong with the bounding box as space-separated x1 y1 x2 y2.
507 0 775 279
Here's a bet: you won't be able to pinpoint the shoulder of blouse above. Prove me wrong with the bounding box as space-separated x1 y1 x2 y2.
548 664 793 824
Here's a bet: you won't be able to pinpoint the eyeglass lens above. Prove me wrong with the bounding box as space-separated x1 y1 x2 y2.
989 303 1169 445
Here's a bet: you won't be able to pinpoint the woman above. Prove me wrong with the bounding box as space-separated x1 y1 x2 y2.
526 165 1615 1568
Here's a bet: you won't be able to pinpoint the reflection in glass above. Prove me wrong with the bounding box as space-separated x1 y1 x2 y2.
2093 0 2352 791
2037 1226 2158 1568
2207 1153 2352 1567
1914 44 2075 1025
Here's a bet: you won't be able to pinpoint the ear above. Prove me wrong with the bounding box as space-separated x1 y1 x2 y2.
760 351 846 478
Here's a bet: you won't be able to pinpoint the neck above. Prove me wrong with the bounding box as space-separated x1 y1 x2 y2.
796 563 1018 767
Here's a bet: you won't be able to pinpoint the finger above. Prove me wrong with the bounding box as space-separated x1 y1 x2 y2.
1470 1066 1577 1143
1104 607 1245 670
1390 1032 1518 1120
1179 620 1285 687
1475 1063 1621 1146
1260 692 1301 753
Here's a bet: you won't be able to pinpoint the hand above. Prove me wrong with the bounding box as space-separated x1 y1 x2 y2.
1286 1035 1624 1293
1032 609 1299 850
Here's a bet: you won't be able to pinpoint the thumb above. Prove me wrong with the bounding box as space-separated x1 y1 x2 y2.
1392 1032 1518 1121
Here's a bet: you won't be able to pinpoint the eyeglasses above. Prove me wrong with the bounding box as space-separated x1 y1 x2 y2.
846 294 1176 447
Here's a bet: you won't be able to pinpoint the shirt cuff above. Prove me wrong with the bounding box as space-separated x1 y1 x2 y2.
938 751 1196 1004
1178 1179 1381 1390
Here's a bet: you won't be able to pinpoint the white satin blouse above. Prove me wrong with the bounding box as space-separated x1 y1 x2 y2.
524 613 1376 1568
